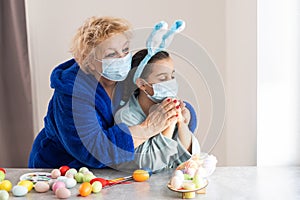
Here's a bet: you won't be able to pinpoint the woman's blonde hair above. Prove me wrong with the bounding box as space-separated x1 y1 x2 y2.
70 16 131 67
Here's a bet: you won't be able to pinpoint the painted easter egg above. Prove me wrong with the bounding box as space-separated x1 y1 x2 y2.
79 182 92 197
132 169 149 182
65 168 77 178
0 180 12 192
59 166 70 176
82 174 96 183
12 185 28 197
74 172 84 183
57 176 67 183
91 181 102 193
0 190 9 200
34 181 50 193
0 172 5 182
78 167 89 174
64 178 77 189
52 181 66 193
90 178 108 187
170 176 183 189
18 180 33 192
0 168 6 174
55 187 71 199
51 169 61 179
173 170 184 180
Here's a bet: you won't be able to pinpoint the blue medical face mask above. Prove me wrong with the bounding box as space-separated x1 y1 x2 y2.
144 78 178 103
98 53 132 81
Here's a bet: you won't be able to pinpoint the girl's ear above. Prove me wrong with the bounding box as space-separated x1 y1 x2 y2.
136 78 146 90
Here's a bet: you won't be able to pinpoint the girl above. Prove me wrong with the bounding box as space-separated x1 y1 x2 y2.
114 49 201 172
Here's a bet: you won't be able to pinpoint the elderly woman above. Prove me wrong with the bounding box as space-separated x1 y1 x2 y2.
28 16 179 168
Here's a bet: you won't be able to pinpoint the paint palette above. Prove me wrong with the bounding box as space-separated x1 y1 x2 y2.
20 172 52 184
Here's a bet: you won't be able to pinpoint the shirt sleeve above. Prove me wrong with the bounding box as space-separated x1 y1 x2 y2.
174 133 201 164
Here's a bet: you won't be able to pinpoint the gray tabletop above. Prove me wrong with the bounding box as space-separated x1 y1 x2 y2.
3 167 300 199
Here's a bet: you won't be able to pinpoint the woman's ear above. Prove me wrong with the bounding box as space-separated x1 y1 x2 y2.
136 78 146 90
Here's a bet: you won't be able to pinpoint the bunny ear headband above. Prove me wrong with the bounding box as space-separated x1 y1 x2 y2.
133 20 186 83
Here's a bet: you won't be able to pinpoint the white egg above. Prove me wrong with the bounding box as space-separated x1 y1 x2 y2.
65 168 77 178
171 176 183 189
57 176 67 183
12 185 28 197
34 181 50 193
83 171 94 176
0 190 9 200
173 170 184 181
64 178 77 189
49 179 56 190
78 167 89 174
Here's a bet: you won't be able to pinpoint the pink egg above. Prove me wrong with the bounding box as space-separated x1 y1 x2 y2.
185 168 196 177
34 181 50 193
51 169 61 179
55 187 71 199
52 181 65 192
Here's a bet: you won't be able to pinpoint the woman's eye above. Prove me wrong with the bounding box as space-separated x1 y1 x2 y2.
105 52 116 58
122 47 129 53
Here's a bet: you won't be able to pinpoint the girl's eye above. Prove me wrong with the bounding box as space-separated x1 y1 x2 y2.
159 76 168 82
122 47 129 53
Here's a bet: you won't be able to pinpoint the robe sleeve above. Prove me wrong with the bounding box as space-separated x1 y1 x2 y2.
52 90 134 168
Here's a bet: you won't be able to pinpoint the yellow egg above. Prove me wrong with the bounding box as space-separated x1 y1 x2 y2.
18 180 33 192
0 180 12 191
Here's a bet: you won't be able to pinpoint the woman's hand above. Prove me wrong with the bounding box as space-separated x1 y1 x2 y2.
129 98 178 147
144 98 178 135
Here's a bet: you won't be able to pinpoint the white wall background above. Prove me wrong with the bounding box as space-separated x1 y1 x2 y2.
258 0 300 166
25 0 257 166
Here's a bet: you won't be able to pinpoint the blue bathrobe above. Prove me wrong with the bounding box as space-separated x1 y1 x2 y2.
28 59 135 168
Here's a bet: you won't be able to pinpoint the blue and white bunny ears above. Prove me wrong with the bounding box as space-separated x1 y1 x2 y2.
133 20 186 83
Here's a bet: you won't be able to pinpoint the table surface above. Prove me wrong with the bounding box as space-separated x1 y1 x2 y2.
3 166 300 200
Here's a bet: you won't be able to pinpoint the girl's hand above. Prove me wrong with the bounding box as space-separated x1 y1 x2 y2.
178 100 190 124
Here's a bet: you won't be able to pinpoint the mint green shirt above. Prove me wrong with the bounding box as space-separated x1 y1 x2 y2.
114 93 201 172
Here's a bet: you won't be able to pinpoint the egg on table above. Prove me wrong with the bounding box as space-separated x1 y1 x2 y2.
55 187 71 199
12 185 28 197
34 181 50 193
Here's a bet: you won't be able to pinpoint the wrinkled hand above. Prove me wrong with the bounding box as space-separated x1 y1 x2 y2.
142 98 178 137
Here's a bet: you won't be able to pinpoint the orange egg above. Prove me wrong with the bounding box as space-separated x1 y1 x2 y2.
78 182 92 197
132 170 149 182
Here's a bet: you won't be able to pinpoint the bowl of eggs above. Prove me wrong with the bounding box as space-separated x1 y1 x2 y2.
167 153 217 199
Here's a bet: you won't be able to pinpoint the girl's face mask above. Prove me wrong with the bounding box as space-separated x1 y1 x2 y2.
98 53 132 81
144 78 178 103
